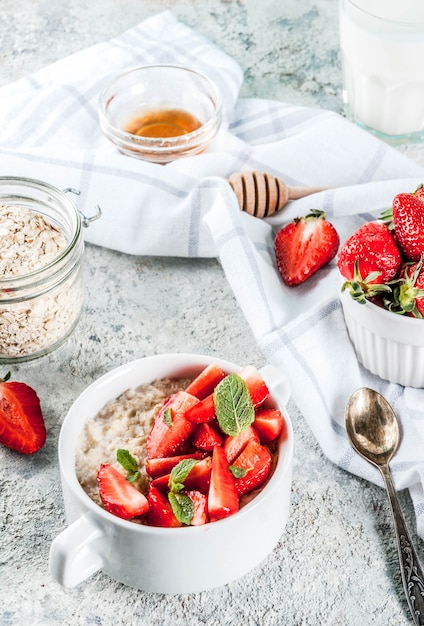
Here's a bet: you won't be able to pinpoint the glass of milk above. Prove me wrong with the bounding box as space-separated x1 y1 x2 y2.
339 0 424 141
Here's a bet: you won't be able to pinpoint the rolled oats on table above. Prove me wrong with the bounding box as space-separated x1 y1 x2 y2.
0 203 83 359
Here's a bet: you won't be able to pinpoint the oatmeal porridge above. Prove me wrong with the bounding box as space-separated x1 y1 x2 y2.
75 377 192 506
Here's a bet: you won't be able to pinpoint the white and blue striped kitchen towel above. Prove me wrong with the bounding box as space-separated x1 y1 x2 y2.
2 10 424 537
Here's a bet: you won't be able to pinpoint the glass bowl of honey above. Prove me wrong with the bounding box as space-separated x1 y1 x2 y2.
98 65 223 164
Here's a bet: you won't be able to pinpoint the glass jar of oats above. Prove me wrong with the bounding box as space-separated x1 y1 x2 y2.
0 177 88 362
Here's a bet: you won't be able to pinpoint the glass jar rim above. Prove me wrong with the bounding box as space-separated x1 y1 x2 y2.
0 176 83 284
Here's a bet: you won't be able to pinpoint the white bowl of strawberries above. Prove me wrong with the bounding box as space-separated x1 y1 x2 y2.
49 353 293 593
338 186 424 387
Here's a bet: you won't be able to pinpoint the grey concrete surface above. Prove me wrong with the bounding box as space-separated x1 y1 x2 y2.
0 1 423 625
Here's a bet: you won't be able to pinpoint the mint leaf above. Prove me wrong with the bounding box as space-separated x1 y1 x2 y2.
168 492 194 525
214 373 255 436
229 465 250 478
116 449 140 483
168 458 198 493
163 407 173 427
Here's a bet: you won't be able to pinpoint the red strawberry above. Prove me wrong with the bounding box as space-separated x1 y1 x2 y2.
232 441 272 496
223 425 259 464
274 210 339 286
185 366 269 423
237 366 269 407
253 408 285 443
185 363 226 399
186 490 209 525
337 221 402 302
183 456 212 493
208 445 239 522
145 452 205 478
184 394 215 424
152 456 213 494
0 373 46 454
146 391 199 459
97 463 149 520
413 184 424 202
146 483 182 527
392 192 424 261
191 422 223 451
393 258 424 317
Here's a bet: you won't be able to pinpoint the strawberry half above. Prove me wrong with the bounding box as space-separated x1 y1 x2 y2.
0 373 46 454
146 391 199 459
208 445 239 522
274 210 339 286
232 441 272 496
97 464 149 520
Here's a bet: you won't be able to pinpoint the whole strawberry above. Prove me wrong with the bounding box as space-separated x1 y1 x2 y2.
337 221 402 302
390 257 424 318
274 210 339 286
392 190 424 261
0 372 46 454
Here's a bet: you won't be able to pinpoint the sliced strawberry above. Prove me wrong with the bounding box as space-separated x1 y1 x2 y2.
96 464 149 520
150 472 171 492
237 365 269 407
208 445 239 522
145 452 205 478
146 391 199 459
0 376 46 454
184 394 215 423
274 209 340 286
191 422 223 451
185 363 226 399
184 456 212 493
253 408 285 443
223 425 259 464
186 490 209 526
146 483 182 527
185 366 269 423
151 456 213 494
232 441 272 496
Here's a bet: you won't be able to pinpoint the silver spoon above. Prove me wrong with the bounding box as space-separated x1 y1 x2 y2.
345 388 424 625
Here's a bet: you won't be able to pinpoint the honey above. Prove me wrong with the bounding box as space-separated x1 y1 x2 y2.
124 108 202 138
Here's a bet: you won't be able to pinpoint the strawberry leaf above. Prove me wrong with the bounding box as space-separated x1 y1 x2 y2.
168 458 198 493
116 449 140 483
214 374 255 437
168 492 194 525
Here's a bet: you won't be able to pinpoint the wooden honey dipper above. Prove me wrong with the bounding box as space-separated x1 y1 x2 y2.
228 170 327 218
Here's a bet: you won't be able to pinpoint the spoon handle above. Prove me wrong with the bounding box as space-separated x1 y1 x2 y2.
381 464 424 625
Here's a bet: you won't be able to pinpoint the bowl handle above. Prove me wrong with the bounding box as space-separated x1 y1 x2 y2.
260 364 291 406
49 513 105 587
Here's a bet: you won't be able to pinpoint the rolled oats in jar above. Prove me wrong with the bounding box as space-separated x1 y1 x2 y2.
0 177 86 362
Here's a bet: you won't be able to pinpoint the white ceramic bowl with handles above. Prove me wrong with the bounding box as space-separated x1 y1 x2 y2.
49 353 293 594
